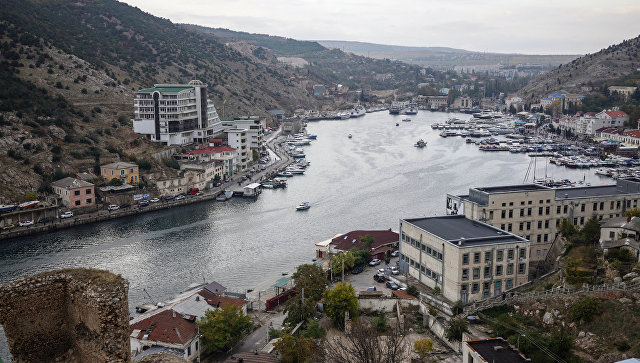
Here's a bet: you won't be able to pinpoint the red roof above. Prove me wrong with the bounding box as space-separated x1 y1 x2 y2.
130 309 197 345
197 289 247 309
598 127 624 135
330 230 398 252
624 130 640 138
189 145 236 155
606 110 629 118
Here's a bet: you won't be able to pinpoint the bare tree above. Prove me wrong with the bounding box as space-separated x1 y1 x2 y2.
321 319 409 363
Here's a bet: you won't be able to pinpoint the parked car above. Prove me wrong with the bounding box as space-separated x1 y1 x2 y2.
2 224 15 230
138 200 149 207
59 211 73 219
175 194 186 201
386 281 399 290
187 188 199 195
19 220 34 227
367 286 377 291
369 259 381 266
150 198 160 203
390 267 400 275
373 273 386 283
391 250 399 257
195 191 203 196
351 266 364 274
120 203 131 209
38 217 51 224
377 268 387 274
107 204 120 211
165 195 175 201
214 182 222 187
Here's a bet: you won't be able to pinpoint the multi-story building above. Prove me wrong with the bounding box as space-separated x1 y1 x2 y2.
101 162 139 185
225 128 249 172
399 215 529 303
51 177 95 209
446 178 640 268
132 80 222 145
220 117 265 151
427 96 448 110
608 86 638 99
182 141 236 177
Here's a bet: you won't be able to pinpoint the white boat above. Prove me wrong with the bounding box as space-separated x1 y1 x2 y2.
350 104 366 118
296 201 311 211
19 200 39 208
278 171 294 177
414 139 427 148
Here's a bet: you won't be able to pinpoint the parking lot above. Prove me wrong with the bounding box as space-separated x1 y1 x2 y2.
340 256 402 295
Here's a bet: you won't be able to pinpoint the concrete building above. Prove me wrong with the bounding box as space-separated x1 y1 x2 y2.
446 178 640 268
609 86 638 99
557 114 623 136
225 128 250 172
220 117 265 151
51 177 95 209
101 162 139 185
596 109 630 126
600 129 640 147
398 215 529 303
463 338 529 363
453 96 473 110
133 80 222 146
427 96 448 110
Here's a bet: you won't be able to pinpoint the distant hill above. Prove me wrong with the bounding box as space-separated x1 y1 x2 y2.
518 35 640 102
317 40 579 68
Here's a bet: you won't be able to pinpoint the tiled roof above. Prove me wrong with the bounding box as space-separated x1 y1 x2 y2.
623 130 640 138
51 177 94 189
130 309 197 345
606 110 629 118
101 161 137 169
197 290 247 309
330 230 398 252
598 127 625 135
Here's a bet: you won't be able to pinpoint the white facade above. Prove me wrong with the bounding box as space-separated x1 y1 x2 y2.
221 117 265 150
225 128 249 172
133 80 223 146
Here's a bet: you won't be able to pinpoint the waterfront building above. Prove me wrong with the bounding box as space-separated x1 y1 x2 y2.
132 80 222 146
225 128 250 172
446 178 640 269
220 117 265 151
600 129 640 147
596 109 629 125
398 215 530 303
51 177 95 209
315 229 399 261
463 338 529 363
427 96 448 110
101 161 139 185
183 140 237 177
453 96 473 110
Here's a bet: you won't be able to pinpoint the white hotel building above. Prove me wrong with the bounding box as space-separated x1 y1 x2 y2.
133 80 223 146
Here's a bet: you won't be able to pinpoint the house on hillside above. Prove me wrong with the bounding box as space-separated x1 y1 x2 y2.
51 177 95 209
101 162 139 185
596 109 629 125
608 86 637 99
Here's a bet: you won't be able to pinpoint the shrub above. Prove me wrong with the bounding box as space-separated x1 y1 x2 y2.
571 297 600 323
615 340 631 352
163 158 180 170
407 285 419 297
433 286 441 295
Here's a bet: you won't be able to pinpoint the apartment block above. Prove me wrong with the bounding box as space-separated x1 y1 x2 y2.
399 215 529 303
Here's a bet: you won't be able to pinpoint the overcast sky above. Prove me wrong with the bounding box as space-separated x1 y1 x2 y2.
121 0 639 55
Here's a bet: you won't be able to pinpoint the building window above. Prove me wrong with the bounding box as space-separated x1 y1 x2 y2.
580 217 584 225
600 202 604 210
545 206 550 215
593 202 597 211
496 265 503 276
507 263 514 275
86 189 92 195
544 234 549 242
74 190 80 196
506 279 513 289
537 235 541 243
527 208 532 216
86 198 92 204
472 283 479 294
507 249 514 260
557 205 561 214
563 205 568 213
74 200 81 206
545 220 549 228
519 249 526 259
484 251 492 262
507 223 512 232
518 263 526 274
520 209 524 217
473 252 480 264
526 221 531 230
537 220 542 229
462 269 469 280
508 210 513 218
496 250 503 262
462 253 469 265
538 206 543 215
580 204 585 212
609 231 615 239
484 266 490 278
501 210 506 218
519 222 524 231
500 224 505 230
473 267 480 280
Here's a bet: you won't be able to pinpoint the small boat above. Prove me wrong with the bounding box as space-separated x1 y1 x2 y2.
19 201 39 209
395 123 399 126
296 201 311 211
414 139 427 148
348 134 352 139
0 205 18 213
402 118 411 122
307 134 317 140
278 171 294 177
466 138 473 144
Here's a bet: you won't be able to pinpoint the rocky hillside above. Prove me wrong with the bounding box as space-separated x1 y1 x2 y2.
518 35 640 102
0 0 332 202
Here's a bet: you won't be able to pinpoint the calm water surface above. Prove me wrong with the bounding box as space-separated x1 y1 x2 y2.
0 111 607 360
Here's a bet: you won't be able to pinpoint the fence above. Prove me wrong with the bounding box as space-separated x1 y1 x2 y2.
463 279 640 314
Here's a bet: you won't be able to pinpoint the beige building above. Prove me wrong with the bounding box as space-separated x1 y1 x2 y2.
399 215 529 303
446 178 640 269
608 86 637 99
101 162 139 185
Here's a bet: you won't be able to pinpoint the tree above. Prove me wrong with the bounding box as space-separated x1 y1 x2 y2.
580 217 601 245
108 177 122 186
292 264 327 302
274 333 318 363
322 320 408 363
324 281 358 329
330 251 355 276
24 192 38 201
558 218 578 238
571 297 601 323
406 285 419 297
283 296 317 326
198 304 253 353
360 234 375 249
445 318 469 342
350 248 371 266
414 339 434 360
623 208 640 217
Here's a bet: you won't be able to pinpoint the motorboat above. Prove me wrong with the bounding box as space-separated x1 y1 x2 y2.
278 171 294 177
350 104 366 118
414 139 427 148
402 118 411 122
396 123 399 126
0 205 18 213
296 201 311 211
19 200 39 209
348 134 352 139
